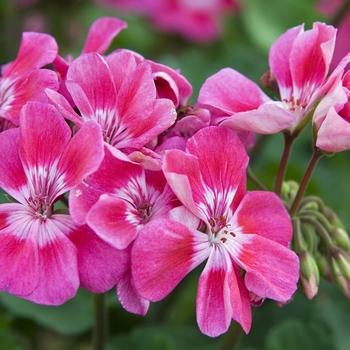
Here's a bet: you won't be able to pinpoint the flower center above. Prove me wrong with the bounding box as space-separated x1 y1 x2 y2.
282 95 307 112
208 215 236 244
27 194 52 220
138 202 153 224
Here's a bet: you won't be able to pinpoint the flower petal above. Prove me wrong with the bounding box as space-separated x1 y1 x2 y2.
197 68 271 115
68 222 129 293
234 234 299 302
196 247 251 337
87 194 140 250
234 191 292 246
82 17 127 54
132 219 210 301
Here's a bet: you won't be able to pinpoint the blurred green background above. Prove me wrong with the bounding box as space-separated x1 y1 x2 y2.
1 0 350 349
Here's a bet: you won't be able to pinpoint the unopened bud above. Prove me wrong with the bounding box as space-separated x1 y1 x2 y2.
281 180 299 202
299 250 319 299
314 251 328 278
331 250 350 282
330 252 350 298
260 70 279 93
330 227 350 252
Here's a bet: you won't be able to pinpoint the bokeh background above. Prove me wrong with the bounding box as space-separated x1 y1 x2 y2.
1 0 350 349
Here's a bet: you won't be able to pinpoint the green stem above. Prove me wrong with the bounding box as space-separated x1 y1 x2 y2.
93 293 107 350
289 148 323 217
274 132 296 197
219 322 243 350
247 166 267 191
299 216 335 249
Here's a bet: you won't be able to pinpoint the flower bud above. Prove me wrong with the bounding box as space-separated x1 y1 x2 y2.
314 251 328 278
330 227 350 252
299 250 319 299
330 252 350 298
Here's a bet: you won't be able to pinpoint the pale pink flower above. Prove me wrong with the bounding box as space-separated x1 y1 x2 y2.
0 101 127 305
0 32 58 127
132 126 299 337
197 23 346 136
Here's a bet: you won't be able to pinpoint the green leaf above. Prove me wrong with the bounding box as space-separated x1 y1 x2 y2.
0 288 93 335
264 318 333 350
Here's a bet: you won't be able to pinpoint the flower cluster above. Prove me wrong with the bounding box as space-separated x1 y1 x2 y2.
1 16 350 338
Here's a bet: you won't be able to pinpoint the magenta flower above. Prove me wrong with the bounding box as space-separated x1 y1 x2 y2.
0 101 106 305
47 50 176 152
0 32 58 128
131 126 299 336
69 145 180 314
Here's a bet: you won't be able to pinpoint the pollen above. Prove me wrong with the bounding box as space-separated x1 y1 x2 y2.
221 237 227 243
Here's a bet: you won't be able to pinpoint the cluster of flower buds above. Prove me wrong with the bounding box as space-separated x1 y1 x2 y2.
282 181 350 300
0 16 350 338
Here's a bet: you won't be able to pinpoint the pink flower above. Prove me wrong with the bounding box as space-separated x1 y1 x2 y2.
197 23 344 136
313 69 350 152
132 126 299 336
0 101 110 305
69 145 180 314
47 50 177 152
0 32 58 127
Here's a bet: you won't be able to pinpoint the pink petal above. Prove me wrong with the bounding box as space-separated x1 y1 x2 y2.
69 180 104 226
290 23 336 93
117 266 150 316
45 89 84 127
234 191 292 246
117 98 177 150
2 69 59 126
132 219 210 301
105 50 138 94
0 205 39 296
19 101 71 171
66 53 117 120
87 194 140 250
57 120 104 191
220 103 296 134
197 68 271 114
0 129 27 202
3 32 57 79
148 59 193 107
21 217 79 305
235 234 299 302
82 17 127 54
68 223 129 293
269 24 304 91
316 106 350 152
197 248 251 337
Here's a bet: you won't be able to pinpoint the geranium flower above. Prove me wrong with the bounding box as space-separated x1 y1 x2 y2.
0 101 116 305
132 126 299 336
197 22 347 136
46 50 177 152
69 145 180 314
0 32 58 128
